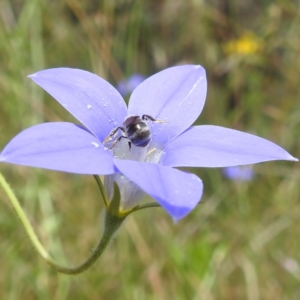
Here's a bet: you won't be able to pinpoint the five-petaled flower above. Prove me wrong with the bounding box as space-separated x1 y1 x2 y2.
223 165 254 181
116 73 146 97
0 65 297 221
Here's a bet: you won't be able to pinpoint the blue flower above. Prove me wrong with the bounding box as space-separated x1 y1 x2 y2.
223 166 254 181
116 74 146 97
0 65 297 221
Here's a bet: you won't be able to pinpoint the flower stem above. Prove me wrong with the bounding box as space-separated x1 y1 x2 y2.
0 172 125 275
133 202 161 211
93 175 108 207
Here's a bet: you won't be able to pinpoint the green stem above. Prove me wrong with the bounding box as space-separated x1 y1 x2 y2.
55 211 125 274
93 175 108 207
0 172 125 275
133 202 161 212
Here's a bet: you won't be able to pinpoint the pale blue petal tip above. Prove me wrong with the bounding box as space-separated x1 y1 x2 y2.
290 156 298 162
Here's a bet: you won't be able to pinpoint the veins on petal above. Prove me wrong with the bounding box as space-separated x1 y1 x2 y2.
178 76 205 107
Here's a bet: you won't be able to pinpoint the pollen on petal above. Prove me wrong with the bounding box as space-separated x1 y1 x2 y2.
91 142 99 148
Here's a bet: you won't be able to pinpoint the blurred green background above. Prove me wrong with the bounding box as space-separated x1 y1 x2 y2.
0 0 299 299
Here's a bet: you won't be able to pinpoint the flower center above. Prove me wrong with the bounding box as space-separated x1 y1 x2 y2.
108 138 163 164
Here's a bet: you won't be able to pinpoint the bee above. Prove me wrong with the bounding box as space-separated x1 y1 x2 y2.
104 115 165 149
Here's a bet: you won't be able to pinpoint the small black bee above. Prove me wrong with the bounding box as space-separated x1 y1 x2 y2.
104 115 165 149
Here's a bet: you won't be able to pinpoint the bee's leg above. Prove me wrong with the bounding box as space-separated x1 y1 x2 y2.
103 126 125 144
110 135 129 149
142 114 166 123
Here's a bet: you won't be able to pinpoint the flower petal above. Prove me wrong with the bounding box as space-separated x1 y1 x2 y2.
28 68 127 141
161 125 298 167
114 159 203 221
0 122 115 174
128 65 207 148
222 166 254 181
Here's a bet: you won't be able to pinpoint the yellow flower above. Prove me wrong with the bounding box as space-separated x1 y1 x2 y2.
223 33 262 55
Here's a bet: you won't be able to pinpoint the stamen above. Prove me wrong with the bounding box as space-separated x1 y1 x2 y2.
154 119 167 124
146 147 157 157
